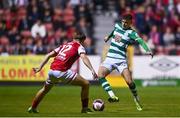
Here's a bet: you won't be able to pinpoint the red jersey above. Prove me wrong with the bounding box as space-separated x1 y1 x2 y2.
50 41 86 71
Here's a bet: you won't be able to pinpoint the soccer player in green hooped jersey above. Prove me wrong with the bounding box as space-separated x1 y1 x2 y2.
98 14 153 111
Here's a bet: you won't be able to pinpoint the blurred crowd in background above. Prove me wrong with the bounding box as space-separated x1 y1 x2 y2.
0 0 95 55
95 0 180 55
0 0 180 55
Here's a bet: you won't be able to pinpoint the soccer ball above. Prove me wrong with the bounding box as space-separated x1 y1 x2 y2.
92 99 105 111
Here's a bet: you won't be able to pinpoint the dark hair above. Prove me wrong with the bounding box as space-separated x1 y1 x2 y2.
122 14 133 21
73 30 86 41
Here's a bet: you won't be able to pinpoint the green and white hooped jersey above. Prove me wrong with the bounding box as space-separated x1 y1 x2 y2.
107 23 140 60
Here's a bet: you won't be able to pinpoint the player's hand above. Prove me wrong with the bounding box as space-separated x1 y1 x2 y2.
104 36 109 42
91 70 98 80
148 52 154 59
32 67 41 73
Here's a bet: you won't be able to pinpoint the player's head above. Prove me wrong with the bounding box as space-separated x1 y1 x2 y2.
121 14 133 29
73 30 86 43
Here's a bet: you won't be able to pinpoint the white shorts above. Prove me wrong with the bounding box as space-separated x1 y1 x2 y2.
101 57 128 74
46 69 77 85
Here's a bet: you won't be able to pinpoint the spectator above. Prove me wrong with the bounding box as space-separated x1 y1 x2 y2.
14 0 29 7
149 25 161 46
18 14 32 31
8 26 20 44
84 37 95 55
76 17 92 38
0 36 10 55
139 34 155 54
163 27 175 46
33 39 46 54
175 26 180 45
28 6 39 24
134 6 147 34
31 19 46 38
52 8 65 30
63 2 75 27
0 21 6 37
26 37 34 51
166 14 180 32
46 30 55 44
43 10 52 22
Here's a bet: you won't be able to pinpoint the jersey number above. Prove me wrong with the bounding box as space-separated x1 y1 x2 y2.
59 45 72 56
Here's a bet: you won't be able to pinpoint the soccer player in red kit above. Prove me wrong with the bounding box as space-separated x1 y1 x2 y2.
28 31 98 113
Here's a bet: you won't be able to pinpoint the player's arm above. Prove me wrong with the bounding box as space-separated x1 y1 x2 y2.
80 53 98 79
33 51 57 73
129 32 153 58
136 38 150 52
104 29 115 42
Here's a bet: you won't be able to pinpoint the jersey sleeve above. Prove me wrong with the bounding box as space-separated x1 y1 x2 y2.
107 29 115 39
107 23 119 39
54 47 60 53
129 31 151 52
78 45 86 55
128 31 140 41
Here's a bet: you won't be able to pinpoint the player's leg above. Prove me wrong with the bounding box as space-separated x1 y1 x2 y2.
28 83 53 113
70 74 92 113
122 68 142 111
98 66 119 102
28 70 58 113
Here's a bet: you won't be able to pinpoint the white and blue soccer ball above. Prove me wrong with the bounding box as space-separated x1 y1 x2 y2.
92 99 105 111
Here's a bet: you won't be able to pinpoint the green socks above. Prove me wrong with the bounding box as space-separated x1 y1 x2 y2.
129 82 138 97
99 77 115 97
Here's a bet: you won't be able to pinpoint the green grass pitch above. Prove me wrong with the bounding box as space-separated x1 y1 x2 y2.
0 85 180 117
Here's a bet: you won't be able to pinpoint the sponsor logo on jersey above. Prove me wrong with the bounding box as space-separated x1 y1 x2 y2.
114 34 121 43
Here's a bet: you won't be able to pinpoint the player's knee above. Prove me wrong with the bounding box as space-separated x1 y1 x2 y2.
98 70 105 78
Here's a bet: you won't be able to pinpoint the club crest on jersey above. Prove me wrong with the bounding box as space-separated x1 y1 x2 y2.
114 34 121 43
